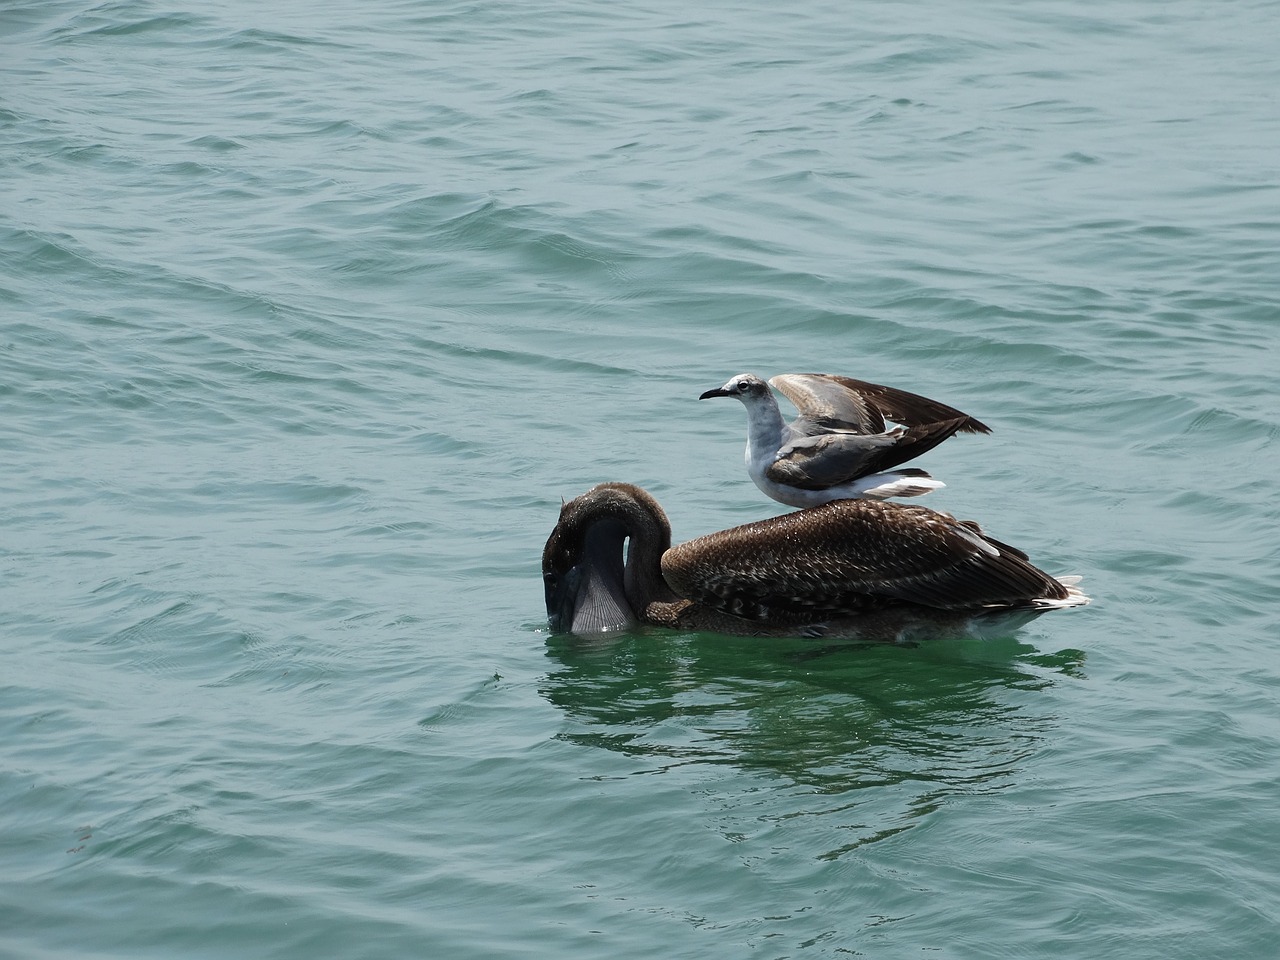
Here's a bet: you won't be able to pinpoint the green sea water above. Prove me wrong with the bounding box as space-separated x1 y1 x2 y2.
3 1 1279 957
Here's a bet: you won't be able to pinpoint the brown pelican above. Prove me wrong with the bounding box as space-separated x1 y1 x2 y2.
543 482 1087 641
699 373 991 506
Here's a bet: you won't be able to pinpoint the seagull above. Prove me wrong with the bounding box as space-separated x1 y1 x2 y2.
699 373 991 507
543 482 1087 641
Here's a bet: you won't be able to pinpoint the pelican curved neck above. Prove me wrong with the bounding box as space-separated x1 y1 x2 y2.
555 484 676 633
590 492 674 613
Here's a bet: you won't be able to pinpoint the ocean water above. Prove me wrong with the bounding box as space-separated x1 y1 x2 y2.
3 0 1279 957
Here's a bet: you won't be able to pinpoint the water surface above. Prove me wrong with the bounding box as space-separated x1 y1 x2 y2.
3 1 1279 957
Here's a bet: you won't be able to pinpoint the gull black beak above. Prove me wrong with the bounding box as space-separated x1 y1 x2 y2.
699 387 731 400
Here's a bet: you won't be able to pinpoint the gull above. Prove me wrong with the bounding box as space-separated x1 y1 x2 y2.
699 372 991 507
542 482 1087 640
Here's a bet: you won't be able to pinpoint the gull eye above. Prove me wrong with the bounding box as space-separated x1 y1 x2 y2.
736 379 751 391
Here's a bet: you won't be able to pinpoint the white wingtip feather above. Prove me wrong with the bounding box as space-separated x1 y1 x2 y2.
857 473 947 500
1032 576 1090 609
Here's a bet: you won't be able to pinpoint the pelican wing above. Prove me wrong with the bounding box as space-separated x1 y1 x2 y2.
770 373 992 435
766 417 973 488
660 500 1067 622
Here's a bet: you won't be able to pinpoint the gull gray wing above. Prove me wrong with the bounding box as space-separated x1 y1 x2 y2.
765 417 975 488
769 373 886 432
660 500 1068 623
770 373 992 435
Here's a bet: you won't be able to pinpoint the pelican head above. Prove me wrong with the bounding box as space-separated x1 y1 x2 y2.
542 483 674 634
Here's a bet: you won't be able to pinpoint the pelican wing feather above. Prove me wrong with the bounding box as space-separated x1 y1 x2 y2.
661 499 1065 622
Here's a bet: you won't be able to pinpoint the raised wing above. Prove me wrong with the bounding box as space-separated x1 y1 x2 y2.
770 373 992 435
770 373 886 432
660 499 1067 623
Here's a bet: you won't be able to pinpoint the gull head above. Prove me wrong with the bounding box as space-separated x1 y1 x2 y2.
699 373 771 404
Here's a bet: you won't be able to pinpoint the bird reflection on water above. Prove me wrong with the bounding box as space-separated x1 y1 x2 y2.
540 628 1085 855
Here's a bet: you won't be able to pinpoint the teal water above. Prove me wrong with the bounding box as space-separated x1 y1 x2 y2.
3 1 1279 957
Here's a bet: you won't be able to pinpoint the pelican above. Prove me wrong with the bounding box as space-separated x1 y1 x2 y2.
699 372 991 506
543 482 1087 641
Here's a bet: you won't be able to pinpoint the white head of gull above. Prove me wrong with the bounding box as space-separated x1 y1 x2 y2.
699 372 991 507
543 482 1087 642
